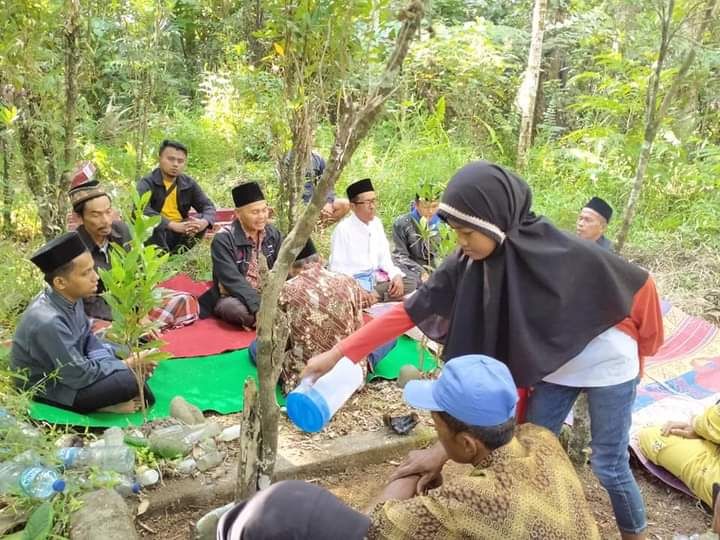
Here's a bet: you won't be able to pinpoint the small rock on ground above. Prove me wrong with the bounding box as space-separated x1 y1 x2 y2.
70 489 139 540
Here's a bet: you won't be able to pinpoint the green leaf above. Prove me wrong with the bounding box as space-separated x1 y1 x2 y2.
22 502 53 540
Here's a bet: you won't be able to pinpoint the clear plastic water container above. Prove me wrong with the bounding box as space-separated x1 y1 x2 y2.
287 357 364 432
0 461 65 500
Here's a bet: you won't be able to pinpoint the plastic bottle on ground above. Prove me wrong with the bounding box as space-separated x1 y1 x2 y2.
0 407 40 438
73 471 140 497
195 502 234 540
176 457 197 475
58 446 135 475
286 357 364 432
136 466 159 487
0 459 65 499
148 422 220 458
103 427 124 447
218 425 241 442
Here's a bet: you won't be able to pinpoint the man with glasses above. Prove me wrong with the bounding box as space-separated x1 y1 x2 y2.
329 178 414 301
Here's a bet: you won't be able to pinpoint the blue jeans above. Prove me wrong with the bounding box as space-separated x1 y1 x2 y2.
525 378 646 534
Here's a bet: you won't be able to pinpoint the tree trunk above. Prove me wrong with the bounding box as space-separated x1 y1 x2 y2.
236 378 261 501
63 0 81 168
515 0 548 169
0 131 12 235
237 0 427 496
568 392 590 466
245 0 265 67
17 96 63 240
615 0 718 251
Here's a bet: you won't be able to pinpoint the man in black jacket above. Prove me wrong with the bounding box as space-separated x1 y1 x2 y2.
137 140 216 253
199 182 282 328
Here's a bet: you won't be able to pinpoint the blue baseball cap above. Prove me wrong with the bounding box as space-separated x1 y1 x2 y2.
403 355 518 427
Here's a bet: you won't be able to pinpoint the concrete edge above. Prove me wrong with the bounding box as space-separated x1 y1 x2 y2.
140 426 437 517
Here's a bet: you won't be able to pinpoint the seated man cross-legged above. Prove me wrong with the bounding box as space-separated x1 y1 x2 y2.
138 139 216 254
68 163 199 330
329 178 414 301
10 232 154 414
248 239 395 393
391 190 442 288
199 182 282 328
215 355 599 539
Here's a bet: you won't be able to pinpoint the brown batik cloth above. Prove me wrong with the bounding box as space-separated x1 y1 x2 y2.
278 264 374 394
367 423 601 539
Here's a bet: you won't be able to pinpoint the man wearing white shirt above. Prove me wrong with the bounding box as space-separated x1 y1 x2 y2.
329 178 414 301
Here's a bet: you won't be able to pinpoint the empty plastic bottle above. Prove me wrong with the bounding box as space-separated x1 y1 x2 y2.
0 459 65 499
58 446 135 475
148 422 221 459
103 427 124 447
0 407 40 438
72 471 140 497
286 357 364 432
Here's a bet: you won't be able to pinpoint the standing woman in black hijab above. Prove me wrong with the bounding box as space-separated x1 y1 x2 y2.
303 161 663 540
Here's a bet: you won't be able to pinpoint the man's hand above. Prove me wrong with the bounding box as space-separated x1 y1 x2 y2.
168 220 190 235
186 218 208 236
300 347 344 383
390 443 449 491
661 419 698 439
420 272 430 283
417 470 443 494
387 275 404 299
124 349 158 374
365 474 421 512
321 202 335 219
140 316 161 341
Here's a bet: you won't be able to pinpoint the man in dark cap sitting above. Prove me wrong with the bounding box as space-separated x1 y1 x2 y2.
248 239 394 393
199 182 282 328
577 196 613 250
138 139 217 253
10 232 154 414
329 178 413 301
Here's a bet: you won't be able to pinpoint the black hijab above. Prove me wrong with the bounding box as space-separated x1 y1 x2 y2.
405 161 648 387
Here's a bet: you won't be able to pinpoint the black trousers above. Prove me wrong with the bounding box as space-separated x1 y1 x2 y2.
38 369 155 414
149 226 205 254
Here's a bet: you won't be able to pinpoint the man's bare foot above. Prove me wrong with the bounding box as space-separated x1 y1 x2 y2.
97 400 138 414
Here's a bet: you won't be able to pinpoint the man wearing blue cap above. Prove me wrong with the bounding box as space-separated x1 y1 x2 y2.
367 355 599 539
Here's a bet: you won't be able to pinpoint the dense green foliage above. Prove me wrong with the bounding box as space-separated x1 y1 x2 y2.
0 0 718 334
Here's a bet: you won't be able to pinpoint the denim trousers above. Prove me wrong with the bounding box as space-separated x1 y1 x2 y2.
525 377 646 534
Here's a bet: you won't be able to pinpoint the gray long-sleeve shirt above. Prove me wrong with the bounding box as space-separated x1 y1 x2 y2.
10 288 129 406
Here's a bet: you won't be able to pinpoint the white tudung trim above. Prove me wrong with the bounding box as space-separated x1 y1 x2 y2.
438 202 506 243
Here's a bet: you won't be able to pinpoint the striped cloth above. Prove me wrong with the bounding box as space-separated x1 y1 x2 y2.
89 289 199 335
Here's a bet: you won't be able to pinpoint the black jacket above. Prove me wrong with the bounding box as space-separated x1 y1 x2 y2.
391 212 438 281
199 220 283 317
76 221 132 321
137 168 216 231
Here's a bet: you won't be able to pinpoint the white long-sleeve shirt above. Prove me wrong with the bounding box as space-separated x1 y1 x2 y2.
329 213 404 280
